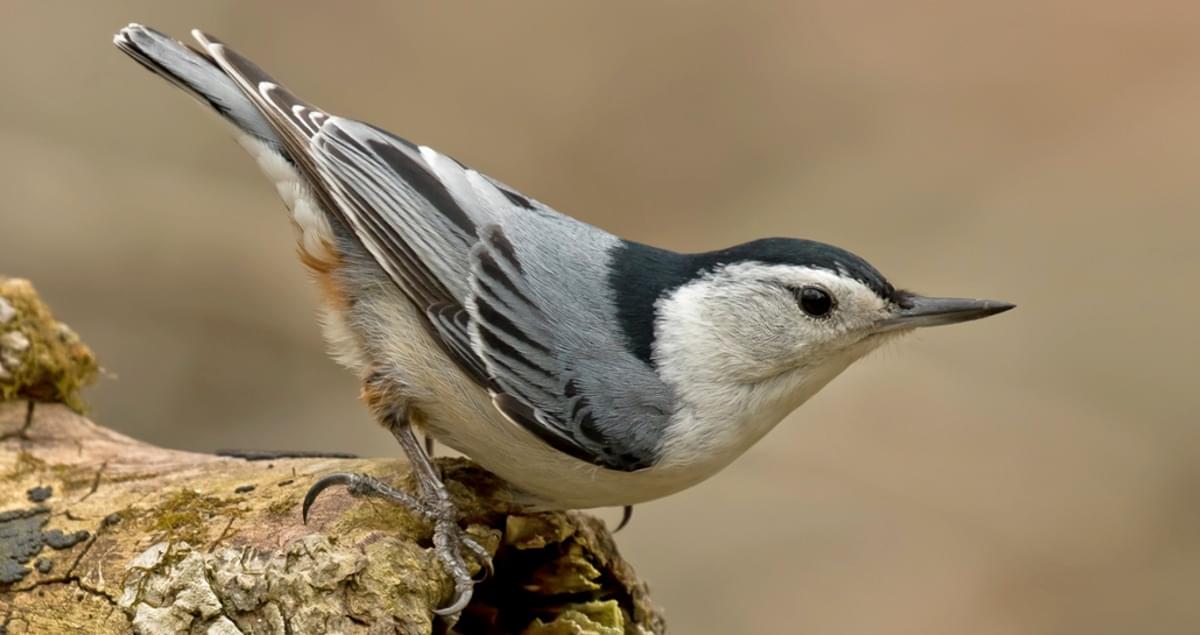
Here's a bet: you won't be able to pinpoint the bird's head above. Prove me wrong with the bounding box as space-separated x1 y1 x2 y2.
637 238 1013 430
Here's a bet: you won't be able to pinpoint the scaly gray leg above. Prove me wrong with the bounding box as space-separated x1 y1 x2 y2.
302 472 422 522
302 409 490 623
390 417 491 616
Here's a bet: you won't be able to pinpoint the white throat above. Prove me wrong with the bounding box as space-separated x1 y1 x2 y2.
654 342 864 474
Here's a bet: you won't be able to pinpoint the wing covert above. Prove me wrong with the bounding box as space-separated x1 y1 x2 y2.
469 226 655 470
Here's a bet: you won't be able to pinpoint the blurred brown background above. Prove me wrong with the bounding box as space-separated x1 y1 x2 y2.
3 2 1198 633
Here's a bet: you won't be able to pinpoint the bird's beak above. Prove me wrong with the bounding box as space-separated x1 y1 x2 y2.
875 293 1015 332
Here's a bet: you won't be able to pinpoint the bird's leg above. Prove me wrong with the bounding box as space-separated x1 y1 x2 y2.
423 432 444 480
389 418 492 613
302 413 489 621
301 371 490 623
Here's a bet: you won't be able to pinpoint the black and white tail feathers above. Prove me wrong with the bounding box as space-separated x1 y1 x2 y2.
113 24 280 149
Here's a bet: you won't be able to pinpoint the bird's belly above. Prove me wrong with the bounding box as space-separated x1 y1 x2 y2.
413 363 713 509
439 409 719 509
322 292 715 510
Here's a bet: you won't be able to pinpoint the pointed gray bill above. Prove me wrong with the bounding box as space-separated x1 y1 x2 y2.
876 294 1015 332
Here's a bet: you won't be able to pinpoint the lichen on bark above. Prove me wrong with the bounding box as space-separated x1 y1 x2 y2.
0 277 98 412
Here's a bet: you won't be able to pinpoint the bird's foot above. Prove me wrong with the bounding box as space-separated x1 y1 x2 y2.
425 493 493 618
302 471 422 520
301 471 492 622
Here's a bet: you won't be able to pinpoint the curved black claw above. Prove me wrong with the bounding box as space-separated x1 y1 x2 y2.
302 472 425 524
614 505 634 533
302 472 358 524
460 534 494 582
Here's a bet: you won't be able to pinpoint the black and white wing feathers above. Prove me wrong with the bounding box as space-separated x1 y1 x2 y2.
469 227 648 469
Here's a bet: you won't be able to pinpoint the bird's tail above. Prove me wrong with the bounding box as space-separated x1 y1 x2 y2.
113 23 279 149
114 23 341 274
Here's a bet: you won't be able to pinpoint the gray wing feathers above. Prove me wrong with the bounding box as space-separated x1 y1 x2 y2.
313 122 480 299
468 227 560 401
467 226 663 469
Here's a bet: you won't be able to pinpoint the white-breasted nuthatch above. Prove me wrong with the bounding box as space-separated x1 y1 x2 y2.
114 24 1014 619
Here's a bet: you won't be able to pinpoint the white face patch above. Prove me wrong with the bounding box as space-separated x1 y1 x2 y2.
657 262 890 381
651 262 897 472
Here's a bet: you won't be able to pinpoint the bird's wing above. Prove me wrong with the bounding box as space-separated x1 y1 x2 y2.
467 226 653 470
191 31 655 470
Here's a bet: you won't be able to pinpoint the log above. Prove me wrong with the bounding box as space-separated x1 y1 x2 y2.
0 278 664 635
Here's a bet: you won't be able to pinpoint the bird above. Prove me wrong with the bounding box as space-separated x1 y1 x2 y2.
113 23 1014 621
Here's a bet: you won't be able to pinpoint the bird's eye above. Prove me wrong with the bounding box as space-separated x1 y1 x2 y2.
796 286 834 318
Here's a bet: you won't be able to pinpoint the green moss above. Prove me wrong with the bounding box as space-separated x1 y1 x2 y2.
526 542 603 594
522 601 626 635
265 496 297 517
148 489 238 544
324 468 428 539
49 463 96 492
330 494 427 538
98 470 160 486
46 464 156 493
506 514 575 550
0 278 98 412
566 600 625 630
4 450 47 481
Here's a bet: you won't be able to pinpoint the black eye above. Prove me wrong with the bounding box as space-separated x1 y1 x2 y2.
796 286 834 318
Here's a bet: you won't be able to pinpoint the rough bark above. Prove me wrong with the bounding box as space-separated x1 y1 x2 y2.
0 278 664 635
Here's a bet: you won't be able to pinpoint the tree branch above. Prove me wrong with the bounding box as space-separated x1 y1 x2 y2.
0 277 663 635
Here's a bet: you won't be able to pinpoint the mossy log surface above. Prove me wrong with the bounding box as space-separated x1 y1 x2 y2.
0 277 664 635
